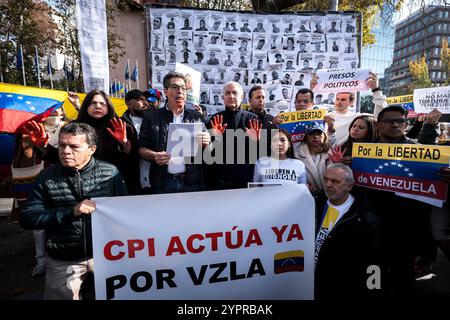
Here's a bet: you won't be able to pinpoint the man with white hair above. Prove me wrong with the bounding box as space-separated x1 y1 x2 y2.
206 81 261 190
315 164 385 300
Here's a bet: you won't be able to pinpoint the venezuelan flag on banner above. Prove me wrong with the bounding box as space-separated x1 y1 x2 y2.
386 94 424 118
277 109 326 143
274 250 304 274
0 83 67 133
352 143 450 201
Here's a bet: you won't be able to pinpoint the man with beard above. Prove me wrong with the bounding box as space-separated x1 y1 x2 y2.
120 89 152 194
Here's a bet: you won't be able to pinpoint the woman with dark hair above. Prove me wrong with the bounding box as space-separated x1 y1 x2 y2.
24 91 131 171
332 114 376 166
70 90 131 169
253 129 307 185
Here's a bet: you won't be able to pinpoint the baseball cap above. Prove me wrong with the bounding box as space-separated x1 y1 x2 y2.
143 88 162 103
125 89 145 101
306 122 326 135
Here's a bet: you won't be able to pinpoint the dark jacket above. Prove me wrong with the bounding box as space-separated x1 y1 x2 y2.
315 193 386 300
138 106 204 192
365 135 436 297
20 158 128 261
120 110 145 195
206 107 259 188
249 109 276 130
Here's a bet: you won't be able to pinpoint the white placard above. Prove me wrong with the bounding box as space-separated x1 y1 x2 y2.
166 122 203 157
92 185 315 300
76 0 109 92
315 68 372 93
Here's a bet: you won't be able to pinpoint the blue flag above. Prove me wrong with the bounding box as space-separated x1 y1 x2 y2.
130 65 138 82
63 58 74 81
125 61 130 80
47 56 52 75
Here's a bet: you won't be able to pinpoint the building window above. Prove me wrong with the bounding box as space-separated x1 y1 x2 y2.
436 35 441 43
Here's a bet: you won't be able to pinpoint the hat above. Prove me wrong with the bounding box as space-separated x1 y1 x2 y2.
125 89 145 101
144 88 162 103
306 122 326 135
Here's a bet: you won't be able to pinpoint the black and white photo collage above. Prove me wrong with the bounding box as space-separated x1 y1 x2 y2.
147 7 359 114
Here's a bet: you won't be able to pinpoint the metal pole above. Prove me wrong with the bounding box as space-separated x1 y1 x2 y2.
35 46 41 88
330 0 339 11
136 60 139 90
20 45 26 86
127 58 131 90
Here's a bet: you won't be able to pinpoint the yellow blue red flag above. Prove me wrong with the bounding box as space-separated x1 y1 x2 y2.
274 250 304 274
277 109 326 143
0 83 67 133
352 142 450 201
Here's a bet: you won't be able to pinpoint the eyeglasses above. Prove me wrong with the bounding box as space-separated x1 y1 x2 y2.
381 118 407 124
168 84 187 91
295 99 312 104
90 101 107 107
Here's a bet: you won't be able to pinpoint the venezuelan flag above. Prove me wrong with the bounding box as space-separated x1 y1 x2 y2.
0 83 67 133
274 250 304 274
278 109 326 143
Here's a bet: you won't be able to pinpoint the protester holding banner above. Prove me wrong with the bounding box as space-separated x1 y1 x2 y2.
363 105 441 298
138 72 210 194
206 81 261 190
315 164 385 300
253 129 306 185
312 72 387 146
20 122 128 300
294 123 332 209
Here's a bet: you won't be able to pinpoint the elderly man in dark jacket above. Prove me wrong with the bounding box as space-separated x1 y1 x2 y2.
315 164 386 300
20 122 128 300
206 81 261 189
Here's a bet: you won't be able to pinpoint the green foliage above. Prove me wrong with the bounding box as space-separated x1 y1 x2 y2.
409 55 432 89
441 38 449 86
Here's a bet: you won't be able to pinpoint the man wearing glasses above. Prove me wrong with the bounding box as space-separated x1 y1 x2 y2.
364 105 441 298
138 72 210 193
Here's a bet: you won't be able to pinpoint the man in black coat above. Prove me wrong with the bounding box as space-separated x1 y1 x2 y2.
138 72 211 193
206 81 261 189
20 122 128 300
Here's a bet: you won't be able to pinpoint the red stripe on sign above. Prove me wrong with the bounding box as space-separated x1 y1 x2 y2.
353 171 448 200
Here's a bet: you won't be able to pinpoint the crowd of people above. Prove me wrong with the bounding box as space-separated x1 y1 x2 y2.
12 70 450 300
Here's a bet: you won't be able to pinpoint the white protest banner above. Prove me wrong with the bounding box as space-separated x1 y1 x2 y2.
175 63 201 105
76 0 109 92
315 68 372 93
92 185 315 300
166 122 203 157
413 86 450 114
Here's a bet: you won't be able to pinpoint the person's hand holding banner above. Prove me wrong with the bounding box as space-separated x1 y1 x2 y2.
324 114 335 133
245 119 262 141
366 72 378 90
197 131 211 147
153 151 171 166
210 115 227 136
424 108 442 125
22 120 49 149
